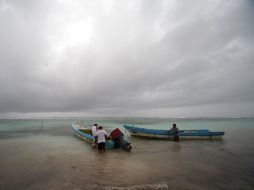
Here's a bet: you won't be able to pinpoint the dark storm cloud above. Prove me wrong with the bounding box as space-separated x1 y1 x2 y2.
0 0 254 117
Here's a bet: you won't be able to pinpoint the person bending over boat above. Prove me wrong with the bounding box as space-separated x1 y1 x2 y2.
171 123 179 142
95 126 107 152
92 124 98 148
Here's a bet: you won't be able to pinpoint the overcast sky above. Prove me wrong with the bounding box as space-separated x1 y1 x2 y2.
0 0 254 118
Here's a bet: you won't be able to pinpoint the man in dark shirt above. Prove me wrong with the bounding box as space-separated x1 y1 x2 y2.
171 123 179 142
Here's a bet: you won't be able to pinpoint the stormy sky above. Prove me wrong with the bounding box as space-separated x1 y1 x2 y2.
0 0 254 118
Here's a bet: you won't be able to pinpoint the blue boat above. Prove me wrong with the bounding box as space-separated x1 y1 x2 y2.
123 124 225 140
71 123 132 150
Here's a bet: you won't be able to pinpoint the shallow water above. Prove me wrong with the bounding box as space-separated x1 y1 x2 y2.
0 118 254 189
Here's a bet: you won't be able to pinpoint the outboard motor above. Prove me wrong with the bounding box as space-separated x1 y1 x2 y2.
110 128 132 151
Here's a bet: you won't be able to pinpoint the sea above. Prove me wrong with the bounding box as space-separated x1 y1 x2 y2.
0 117 254 190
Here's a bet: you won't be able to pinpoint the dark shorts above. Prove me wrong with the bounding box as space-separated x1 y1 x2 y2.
98 142 106 150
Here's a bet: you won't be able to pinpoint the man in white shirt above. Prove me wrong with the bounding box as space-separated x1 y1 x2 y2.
95 126 107 152
92 124 98 137
91 124 98 148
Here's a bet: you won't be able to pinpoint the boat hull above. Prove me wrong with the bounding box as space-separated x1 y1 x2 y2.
123 124 224 140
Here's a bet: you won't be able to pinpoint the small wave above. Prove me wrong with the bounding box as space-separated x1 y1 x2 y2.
0 131 37 139
104 182 168 190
